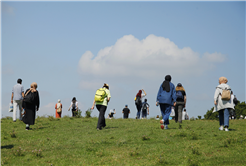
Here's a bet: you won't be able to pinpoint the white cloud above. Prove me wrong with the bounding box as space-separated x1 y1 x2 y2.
78 34 226 79
202 52 227 63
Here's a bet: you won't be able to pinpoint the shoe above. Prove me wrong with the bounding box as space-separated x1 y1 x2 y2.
225 128 229 132
219 126 223 131
164 125 168 130
161 125 164 129
25 127 29 130
13 120 16 122
97 128 102 131
179 124 182 129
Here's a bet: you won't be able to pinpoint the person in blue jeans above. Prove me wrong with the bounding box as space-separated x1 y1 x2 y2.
213 77 235 132
156 75 176 129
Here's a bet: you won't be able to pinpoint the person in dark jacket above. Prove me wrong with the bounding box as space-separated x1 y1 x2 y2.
156 75 176 130
175 83 187 128
22 82 40 130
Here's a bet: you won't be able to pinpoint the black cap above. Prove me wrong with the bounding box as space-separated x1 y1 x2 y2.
177 83 182 87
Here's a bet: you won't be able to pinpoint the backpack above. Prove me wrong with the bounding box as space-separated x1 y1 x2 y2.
218 87 231 101
142 103 148 112
57 104 62 113
135 96 141 105
94 88 107 102
23 89 35 103
176 91 183 100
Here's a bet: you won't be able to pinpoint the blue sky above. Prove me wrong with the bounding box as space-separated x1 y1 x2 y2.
1 1 245 119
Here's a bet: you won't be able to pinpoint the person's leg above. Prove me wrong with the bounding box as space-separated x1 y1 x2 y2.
174 105 178 123
17 100 23 121
178 104 184 123
136 104 141 119
102 106 107 127
96 105 107 129
163 105 171 126
218 110 224 130
13 100 18 122
159 104 165 126
224 108 230 130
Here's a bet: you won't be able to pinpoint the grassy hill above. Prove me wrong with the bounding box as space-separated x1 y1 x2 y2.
1 116 246 165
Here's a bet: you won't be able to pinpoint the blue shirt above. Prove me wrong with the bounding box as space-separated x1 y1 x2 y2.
12 83 24 100
156 82 176 105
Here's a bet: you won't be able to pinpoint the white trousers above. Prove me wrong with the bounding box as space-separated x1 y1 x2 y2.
13 100 23 121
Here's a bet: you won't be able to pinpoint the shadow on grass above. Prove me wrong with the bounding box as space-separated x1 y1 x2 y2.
1 144 14 149
229 129 237 131
104 127 119 129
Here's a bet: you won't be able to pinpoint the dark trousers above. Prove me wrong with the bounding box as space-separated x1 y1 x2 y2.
135 103 142 119
72 109 76 117
96 105 107 129
123 114 129 119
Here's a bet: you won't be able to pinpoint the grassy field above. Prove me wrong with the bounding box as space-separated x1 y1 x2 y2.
1 116 246 166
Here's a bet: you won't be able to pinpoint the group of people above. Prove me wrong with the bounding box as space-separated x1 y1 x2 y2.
10 75 239 132
156 75 187 129
11 79 40 130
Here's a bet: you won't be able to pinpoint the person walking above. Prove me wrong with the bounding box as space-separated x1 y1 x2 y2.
135 89 146 119
122 105 130 119
175 83 187 128
55 99 62 118
11 78 24 122
68 97 78 117
213 77 235 131
91 83 111 130
156 75 176 130
22 82 40 130
141 99 149 119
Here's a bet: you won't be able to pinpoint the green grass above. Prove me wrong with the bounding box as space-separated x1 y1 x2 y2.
1 117 246 165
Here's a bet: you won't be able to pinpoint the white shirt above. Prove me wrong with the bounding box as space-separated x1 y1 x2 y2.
182 111 188 120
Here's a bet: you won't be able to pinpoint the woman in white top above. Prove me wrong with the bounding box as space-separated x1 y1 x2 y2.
68 97 78 117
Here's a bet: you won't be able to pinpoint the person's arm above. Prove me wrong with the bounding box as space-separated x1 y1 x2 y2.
91 100 95 110
55 103 57 109
172 85 176 106
36 91 40 111
142 89 147 96
184 96 187 107
68 103 72 111
114 110 116 114
11 92 14 103
156 85 162 106
214 88 220 105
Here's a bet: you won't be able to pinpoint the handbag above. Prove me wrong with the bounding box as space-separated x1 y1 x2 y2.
170 107 175 117
23 89 35 103
9 103 13 112
57 106 62 113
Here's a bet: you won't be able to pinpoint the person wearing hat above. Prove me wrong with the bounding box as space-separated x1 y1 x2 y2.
122 105 130 119
68 97 78 117
175 83 186 128
91 83 111 130
55 99 62 118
